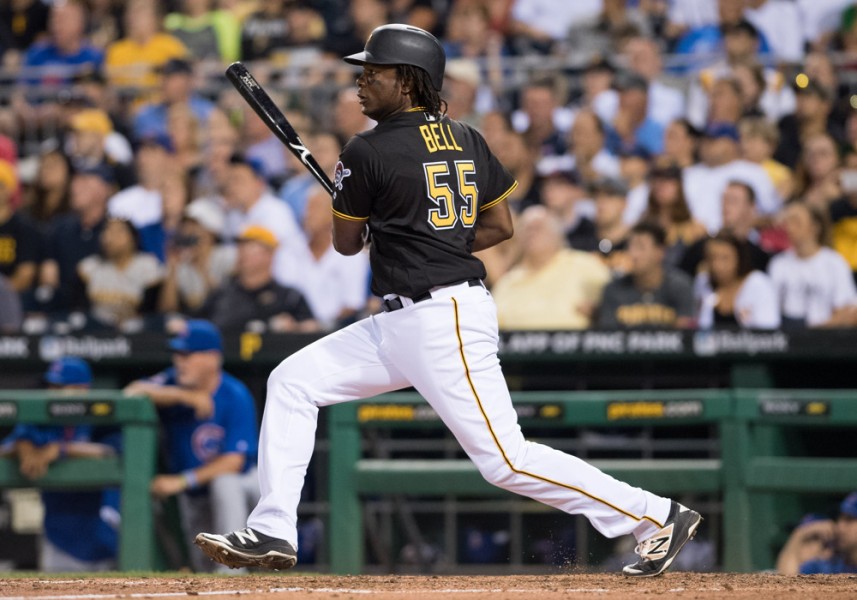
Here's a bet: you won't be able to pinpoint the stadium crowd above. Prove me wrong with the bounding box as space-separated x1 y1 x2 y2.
1 0 857 335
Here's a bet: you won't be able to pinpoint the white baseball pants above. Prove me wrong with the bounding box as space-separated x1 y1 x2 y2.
247 281 671 547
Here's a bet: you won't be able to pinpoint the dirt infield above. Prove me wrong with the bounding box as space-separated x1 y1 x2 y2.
1 573 856 600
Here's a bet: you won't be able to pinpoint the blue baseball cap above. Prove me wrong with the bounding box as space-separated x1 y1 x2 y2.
45 357 92 386
168 320 223 353
840 491 857 517
705 122 740 141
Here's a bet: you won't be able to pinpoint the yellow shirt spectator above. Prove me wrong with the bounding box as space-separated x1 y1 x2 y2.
492 207 611 330
105 33 188 89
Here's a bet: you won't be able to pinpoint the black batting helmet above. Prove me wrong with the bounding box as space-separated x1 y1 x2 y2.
344 24 446 91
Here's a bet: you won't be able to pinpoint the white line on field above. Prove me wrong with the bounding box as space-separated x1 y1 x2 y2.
1 586 613 600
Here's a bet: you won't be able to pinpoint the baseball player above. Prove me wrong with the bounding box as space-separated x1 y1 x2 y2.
196 24 701 577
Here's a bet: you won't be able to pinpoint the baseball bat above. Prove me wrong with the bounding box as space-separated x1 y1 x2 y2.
225 62 335 197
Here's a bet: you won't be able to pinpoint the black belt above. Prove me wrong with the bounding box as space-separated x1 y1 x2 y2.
381 279 484 313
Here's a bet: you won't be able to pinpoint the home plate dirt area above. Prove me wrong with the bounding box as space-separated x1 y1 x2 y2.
2 573 856 600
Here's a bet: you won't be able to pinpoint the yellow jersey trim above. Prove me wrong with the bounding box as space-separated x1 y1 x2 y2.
450 296 664 530
331 207 369 222
480 181 518 212
407 106 427 112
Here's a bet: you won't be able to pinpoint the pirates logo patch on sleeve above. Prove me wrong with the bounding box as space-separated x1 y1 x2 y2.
334 161 352 191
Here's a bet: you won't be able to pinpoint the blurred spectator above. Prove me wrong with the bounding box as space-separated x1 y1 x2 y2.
539 169 592 245
222 154 304 285
493 206 610 330
512 77 571 158
538 109 620 188
799 0 854 50
0 274 22 332
731 61 767 120
105 0 187 90
322 0 389 58
240 103 289 185
775 80 841 170
706 76 743 126
133 58 216 142
443 1 509 66
192 111 238 200
443 59 486 127
66 108 134 187
279 130 340 224
509 0 602 54
158 200 235 315
618 146 651 226
240 0 325 62
138 169 193 262
22 148 73 230
78 217 163 330
686 20 793 128
830 164 857 283
200 225 316 333
164 0 241 63
569 177 631 273
332 88 374 147
683 122 780 233
0 0 49 65
796 133 842 210
124 320 259 573
640 164 707 267
86 0 122 50
19 0 103 88
388 0 445 34
739 117 794 201
38 165 115 313
581 56 617 113
680 181 772 277
604 71 664 157
768 201 857 328
167 103 204 176
594 36 685 128
567 0 653 62
597 221 695 328
108 135 173 228
279 186 369 329
662 118 701 169
0 159 39 293
67 108 114 169
694 230 780 329
777 491 857 575
0 135 21 206
673 4 771 73
744 0 804 64
488 128 541 213
0 358 120 572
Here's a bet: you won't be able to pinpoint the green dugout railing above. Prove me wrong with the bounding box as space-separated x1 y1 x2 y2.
328 389 857 574
0 391 158 570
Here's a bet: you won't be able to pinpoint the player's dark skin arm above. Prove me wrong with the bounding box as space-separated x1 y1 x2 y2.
471 200 514 252
332 217 368 256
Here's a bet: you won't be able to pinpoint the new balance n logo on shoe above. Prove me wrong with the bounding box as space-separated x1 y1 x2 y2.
645 534 672 557
233 528 259 545
623 503 701 577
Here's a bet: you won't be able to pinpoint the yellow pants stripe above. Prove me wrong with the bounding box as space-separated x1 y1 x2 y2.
451 296 663 529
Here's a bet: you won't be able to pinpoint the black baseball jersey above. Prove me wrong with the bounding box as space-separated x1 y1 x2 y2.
332 109 517 298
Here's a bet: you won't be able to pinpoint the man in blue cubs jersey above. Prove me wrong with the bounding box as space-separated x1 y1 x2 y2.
1 357 120 572
124 319 259 572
